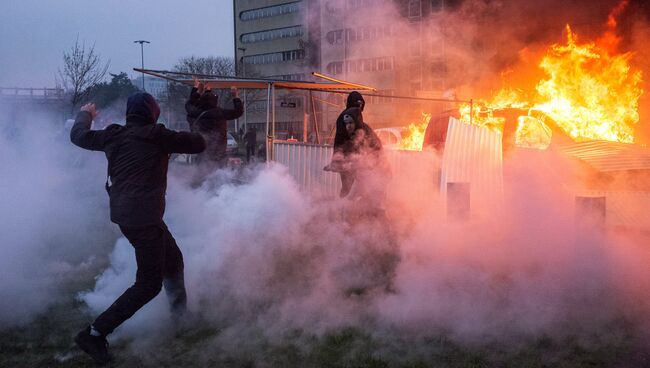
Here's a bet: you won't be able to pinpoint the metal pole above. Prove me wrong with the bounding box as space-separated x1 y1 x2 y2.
469 99 473 125
140 43 144 89
310 91 320 144
303 93 308 143
271 84 276 160
134 40 150 91
238 47 247 131
447 182 470 221
266 83 271 162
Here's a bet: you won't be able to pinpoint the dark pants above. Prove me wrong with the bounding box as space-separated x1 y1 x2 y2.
246 144 256 162
92 222 186 335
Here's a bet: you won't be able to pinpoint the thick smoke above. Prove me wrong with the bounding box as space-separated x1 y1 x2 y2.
0 103 118 326
78 147 650 361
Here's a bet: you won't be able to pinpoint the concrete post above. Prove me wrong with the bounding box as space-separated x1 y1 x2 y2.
575 196 606 231
447 182 470 221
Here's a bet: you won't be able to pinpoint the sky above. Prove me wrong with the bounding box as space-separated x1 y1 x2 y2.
0 0 234 88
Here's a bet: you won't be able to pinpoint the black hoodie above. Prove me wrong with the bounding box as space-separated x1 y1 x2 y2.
346 91 365 111
185 88 244 162
333 107 382 156
71 92 206 226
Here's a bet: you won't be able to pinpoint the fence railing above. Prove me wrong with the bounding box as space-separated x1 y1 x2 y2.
0 87 65 100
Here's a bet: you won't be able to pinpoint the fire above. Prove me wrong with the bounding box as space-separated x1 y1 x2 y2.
459 3 643 146
460 88 527 132
399 112 431 151
534 25 642 143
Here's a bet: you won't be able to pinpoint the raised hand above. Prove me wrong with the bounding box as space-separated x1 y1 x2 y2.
80 103 98 120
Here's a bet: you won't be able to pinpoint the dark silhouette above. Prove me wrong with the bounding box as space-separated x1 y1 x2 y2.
69 93 205 363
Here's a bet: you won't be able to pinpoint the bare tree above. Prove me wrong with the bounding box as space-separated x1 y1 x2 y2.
166 56 242 130
58 38 110 113
173 56 235 76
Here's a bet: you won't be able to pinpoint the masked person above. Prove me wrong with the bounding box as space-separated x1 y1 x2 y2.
185 81 243 170
325 104 398 295
70 93 206 364
327 91 389 199
325 105 390 210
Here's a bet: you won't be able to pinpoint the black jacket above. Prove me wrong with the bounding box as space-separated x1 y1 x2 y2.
244 128 257 147
333 107 382 156
71 93 206 226
185 88 244 161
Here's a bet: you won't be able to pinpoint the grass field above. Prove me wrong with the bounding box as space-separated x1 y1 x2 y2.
2 281 648 368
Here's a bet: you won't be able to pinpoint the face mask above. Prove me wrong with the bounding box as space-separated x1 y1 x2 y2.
344 114 355 134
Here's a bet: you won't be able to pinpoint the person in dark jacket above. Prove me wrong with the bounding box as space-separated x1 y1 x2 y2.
70 93 205 364
244 126 257 162
325 105 389 203
326 91 388 198
185 81 243 169
326 104 398 295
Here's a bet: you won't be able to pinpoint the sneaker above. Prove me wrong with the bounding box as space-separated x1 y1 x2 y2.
74 327 110 364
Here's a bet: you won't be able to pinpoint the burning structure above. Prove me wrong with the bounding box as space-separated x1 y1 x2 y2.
150 1 650 228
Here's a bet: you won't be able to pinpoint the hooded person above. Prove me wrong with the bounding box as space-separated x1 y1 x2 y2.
326 105 398 295
325 105 390 204
70 93 206 364
185 84 244 169
346 90 366 111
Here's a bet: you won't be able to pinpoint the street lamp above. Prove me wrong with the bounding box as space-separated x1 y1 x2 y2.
134 40 150 90
238 47 247 131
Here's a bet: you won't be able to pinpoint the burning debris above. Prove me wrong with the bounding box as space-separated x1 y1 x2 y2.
458 2 643 147
399 112 431 151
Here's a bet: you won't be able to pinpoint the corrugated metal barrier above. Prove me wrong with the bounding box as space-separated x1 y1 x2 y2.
440 117 504 207
273 142 341 197
273 117 504 205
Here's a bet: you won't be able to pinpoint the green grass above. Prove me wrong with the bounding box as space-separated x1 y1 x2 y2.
1 282 647 367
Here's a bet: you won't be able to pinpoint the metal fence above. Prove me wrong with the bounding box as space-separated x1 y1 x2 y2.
273 117 504 205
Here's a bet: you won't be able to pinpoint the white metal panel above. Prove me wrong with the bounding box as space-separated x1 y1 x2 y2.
273 142 441 199
273 142 341 197
440 117 504 208
557 140 650 172
579 191 650 230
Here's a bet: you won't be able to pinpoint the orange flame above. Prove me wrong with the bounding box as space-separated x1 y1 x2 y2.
460 2 643 146
399 112 431 151
534 25 642 143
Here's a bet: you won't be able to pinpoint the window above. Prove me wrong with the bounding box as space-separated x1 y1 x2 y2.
410 40 421 57
330 57 394 74
268 73 306 81
430 58 447 76
326 30 344 45
410 62 422 81
241 26 304 44
326 62 343 75
408 0 422 18
240 1 301 21
243 49 305 65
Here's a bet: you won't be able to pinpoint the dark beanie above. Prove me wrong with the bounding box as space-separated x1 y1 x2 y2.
346 91 365 111
126 92 160 124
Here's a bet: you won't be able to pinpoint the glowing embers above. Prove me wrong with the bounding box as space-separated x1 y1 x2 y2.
399 112 431 151
515 115 552 150
460 88 525 132
459 15 643 146
534 25 642 143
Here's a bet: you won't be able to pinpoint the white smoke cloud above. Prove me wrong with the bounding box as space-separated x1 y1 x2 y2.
0 105 117 327
77 147 650 360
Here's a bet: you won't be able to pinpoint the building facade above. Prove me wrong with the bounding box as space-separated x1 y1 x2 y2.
234 0 455 142
132 76 168 100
